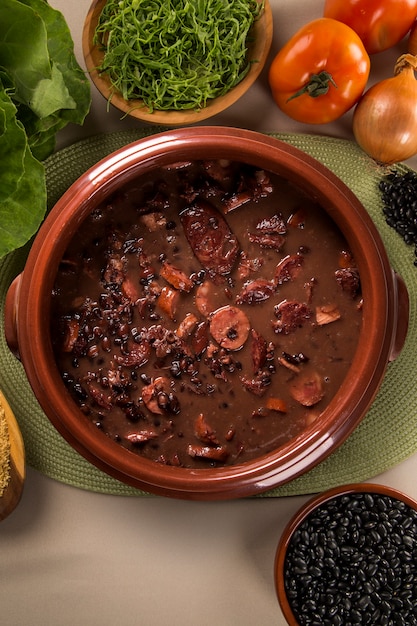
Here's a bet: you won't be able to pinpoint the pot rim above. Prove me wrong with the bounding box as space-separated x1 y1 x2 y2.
10 126 402 498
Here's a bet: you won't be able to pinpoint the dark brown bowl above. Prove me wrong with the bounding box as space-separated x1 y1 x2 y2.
4 127 409 500
275 483 417 625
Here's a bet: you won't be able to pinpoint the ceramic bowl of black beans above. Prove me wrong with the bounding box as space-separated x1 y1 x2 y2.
275 483 417 625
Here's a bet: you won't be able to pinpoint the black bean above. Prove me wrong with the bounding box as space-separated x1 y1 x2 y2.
284 491 417 625
379 170 417 265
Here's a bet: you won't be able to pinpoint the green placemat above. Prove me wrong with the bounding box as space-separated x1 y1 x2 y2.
1 128 416 498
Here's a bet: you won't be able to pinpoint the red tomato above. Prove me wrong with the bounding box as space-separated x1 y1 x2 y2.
268 18 370 125
324 0 417 54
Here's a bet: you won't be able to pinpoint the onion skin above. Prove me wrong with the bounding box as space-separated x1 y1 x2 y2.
353 54 417 164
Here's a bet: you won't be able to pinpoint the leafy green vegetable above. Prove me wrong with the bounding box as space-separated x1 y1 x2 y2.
0 0 91 259
0 83 27 202
94 0 263 111
0 88 46 256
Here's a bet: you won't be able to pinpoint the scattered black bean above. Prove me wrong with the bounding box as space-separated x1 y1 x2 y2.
379 170 417 266
284 491 417 625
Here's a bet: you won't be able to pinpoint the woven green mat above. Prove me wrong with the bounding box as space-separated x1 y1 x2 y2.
1 128 416 498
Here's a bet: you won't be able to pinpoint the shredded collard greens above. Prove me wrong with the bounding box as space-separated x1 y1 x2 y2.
94 0 263 111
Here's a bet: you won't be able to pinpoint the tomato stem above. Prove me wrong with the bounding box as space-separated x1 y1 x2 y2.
287 71 338 102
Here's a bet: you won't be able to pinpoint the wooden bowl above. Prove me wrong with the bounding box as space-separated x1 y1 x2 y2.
0 390 25 521
82 0 273 125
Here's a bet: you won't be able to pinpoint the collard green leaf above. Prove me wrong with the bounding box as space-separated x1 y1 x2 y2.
19 0 91 126
0 90 26 201
0 0 75 118
0 89 46 258
0 0 91 259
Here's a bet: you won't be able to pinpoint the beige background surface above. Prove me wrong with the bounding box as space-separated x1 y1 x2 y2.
1 2 417 625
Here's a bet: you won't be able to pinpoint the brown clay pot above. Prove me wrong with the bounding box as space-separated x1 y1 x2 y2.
4 127 409 500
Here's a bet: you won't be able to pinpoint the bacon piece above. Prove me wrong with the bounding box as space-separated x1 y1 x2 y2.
335 268 361 298
273 300 312 334
209 305 250 351
237 252 264 280
180 200 239 276
236 278 275 305
255 213 287 234
275 253 304 285
240 371 271 396
140 212 167 231
315 304 341 325
248 232 286 251
103 255 125 285
194 413 220 445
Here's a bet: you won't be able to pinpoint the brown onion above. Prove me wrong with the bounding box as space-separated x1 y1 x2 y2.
352 54 417 164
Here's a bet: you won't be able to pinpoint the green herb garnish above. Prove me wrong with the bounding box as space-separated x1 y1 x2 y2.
0 0 91 259
94 0 263 111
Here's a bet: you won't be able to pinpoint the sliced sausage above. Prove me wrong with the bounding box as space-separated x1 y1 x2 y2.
126 430 159 444
187 444 229 462
209 305 250 351
195 280 217 317
180 200 239 276
160 261 194 292
156 286 180 320
251 329 267 373
289 371 324 407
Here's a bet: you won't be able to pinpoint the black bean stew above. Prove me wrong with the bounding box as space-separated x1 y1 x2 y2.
50 160 362 468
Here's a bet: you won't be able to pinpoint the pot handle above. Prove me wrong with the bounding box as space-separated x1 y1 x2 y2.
389 270 409 363
4 273 22 360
